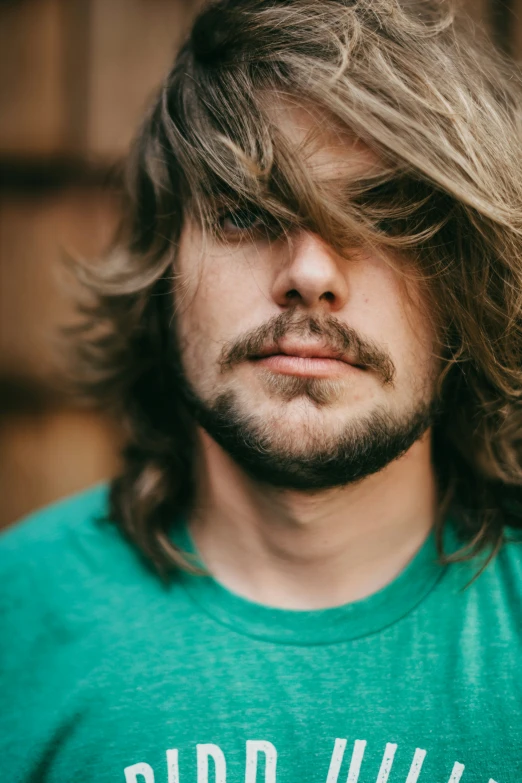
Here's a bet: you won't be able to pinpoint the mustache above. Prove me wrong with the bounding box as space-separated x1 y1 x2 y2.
218 311 396 386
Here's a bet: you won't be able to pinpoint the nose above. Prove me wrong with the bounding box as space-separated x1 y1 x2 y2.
271 231 349 312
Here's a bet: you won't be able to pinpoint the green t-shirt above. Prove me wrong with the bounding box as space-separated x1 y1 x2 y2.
0 484 521 783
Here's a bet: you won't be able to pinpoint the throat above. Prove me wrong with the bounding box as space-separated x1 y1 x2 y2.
188 425 437 610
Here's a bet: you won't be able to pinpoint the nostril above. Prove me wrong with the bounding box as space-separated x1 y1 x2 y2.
285 289 300 300
321 291 335 303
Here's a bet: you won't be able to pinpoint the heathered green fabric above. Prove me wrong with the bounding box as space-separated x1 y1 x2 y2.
0 484 521 783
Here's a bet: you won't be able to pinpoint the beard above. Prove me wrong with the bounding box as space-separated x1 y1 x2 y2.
171 310 438 491
177 374 436 491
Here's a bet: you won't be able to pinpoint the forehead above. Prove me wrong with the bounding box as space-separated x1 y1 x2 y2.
265 97 383 184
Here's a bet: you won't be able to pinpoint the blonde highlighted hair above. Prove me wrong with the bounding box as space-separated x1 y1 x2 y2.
72 0 522 575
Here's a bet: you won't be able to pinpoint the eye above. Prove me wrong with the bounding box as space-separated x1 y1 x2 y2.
218 206 265 233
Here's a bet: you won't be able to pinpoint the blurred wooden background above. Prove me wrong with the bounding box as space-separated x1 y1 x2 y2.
0 0 518 528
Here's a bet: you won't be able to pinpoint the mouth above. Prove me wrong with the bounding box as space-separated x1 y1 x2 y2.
249 344 365 378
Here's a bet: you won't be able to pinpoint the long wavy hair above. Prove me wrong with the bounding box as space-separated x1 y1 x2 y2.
70 0 522 576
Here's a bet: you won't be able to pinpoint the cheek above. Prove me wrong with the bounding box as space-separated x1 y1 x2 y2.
174 250 256 370
351 260 435 368
396 280 437 360
388 293 437 390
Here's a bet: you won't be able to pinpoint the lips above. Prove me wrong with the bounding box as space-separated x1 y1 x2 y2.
249 340 366 379
252 342 362 368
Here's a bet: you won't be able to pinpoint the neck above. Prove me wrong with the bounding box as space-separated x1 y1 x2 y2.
188 428 438 610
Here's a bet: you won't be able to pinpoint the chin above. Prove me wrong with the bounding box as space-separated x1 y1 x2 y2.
242 407 354 454
182 378 434 490
254 392 366 423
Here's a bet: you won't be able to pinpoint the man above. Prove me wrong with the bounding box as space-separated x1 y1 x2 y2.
1 0 521 780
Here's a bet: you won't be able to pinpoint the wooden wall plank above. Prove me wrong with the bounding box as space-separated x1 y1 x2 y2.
0 185 119 381
0 408 121 528
0 0 71 155
86 0 203 160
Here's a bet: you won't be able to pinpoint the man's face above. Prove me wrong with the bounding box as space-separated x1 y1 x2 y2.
173 104 439 489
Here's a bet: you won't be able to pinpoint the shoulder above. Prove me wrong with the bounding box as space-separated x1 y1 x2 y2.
0 483 111 563
494 527 522 590
0 483 126 590
0 484 156 643
462 527 522 630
